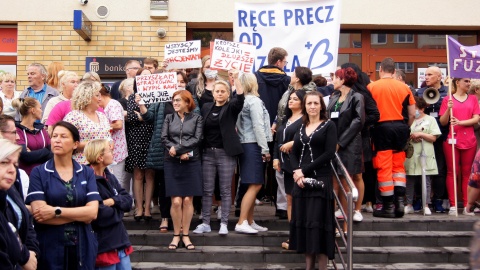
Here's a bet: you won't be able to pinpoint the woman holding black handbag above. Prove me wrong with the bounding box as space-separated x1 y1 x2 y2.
290 91 337 270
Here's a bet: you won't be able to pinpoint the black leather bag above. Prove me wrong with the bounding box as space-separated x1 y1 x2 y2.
303 178 325 190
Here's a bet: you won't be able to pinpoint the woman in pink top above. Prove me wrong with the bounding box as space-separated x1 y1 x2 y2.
439 78 480 215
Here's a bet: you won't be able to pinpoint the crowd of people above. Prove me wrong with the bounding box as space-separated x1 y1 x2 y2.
1 48 480 270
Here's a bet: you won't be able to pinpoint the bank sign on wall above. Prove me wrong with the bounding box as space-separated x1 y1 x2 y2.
234 0 341 75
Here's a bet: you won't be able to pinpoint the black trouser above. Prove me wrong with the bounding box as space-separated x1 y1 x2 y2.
155 170 171 219
431 138 447 200
362 161 377 204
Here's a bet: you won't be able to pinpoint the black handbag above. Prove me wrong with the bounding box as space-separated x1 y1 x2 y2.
303 178 325 190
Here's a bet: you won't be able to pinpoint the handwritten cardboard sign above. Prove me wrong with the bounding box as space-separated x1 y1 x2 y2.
136 72 178 104
210 39 256 73
164 40 202 70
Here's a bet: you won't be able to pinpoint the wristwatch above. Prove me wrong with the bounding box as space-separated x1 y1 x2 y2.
55 207 62 218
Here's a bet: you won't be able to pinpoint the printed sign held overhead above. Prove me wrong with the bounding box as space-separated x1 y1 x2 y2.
164 40 202 70
210 39 256 73
136 72 178 104
234 0 341 75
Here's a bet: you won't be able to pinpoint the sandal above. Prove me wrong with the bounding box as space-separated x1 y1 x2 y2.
281 239 289 250
182 235 195 250
168 234 181 250
159 218 168 233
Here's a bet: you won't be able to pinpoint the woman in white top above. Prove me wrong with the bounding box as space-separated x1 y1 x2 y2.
0 72 20 117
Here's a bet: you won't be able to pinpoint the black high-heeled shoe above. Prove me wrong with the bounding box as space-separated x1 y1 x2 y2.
168 234 181 250
143 215 152 221
134 215 144 222
182 234 195 250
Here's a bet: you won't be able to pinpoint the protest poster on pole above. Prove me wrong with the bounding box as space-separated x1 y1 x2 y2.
210 39 256 73
164 40 202 70
136 72 177 104
447 35 480 79
234 0 341 75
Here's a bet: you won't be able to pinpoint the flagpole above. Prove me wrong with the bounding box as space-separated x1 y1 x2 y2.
445 35 458 217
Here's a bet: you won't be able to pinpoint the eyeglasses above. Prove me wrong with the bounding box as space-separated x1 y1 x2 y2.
173 98 183 103
283 60 289 65
127 67 140 71
0 130 17 135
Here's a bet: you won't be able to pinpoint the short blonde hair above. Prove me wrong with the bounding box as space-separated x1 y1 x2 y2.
82 71 101 82
213 80 231 94
469 79 480 94
71 81 101 110
119 78 134 99
239 73 259 97
0 72 16 83
58 71 79 93
0 138 21 162
84 139 110 165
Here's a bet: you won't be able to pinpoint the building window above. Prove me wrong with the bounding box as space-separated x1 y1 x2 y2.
371 33 387 45
394 34 414 43
396 62 414 73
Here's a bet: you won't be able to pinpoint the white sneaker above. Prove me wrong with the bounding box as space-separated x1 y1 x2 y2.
353 210 363 222
404 205 414 214
235 220 258 234
255 199 263 205
424 207 432 216
219 223 228 235
365 204 374 213
463 208 475 216
250 221 268 232
335 209 344 219
193 223 211 234
448 206 457 216
216 206 222 220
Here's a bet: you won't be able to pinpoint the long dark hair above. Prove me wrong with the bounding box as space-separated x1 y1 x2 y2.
285 90 306 120
301 91 327 125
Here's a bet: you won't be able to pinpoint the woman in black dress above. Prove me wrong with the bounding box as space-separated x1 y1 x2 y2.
273 89 306 249
290 91 337 270
126 76 155 221
161 90 203 250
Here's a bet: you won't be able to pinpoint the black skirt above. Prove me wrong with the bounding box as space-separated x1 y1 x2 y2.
289 175 335 259
164 159 203 197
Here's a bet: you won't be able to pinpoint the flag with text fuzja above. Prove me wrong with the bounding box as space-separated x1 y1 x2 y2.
447 35 480 79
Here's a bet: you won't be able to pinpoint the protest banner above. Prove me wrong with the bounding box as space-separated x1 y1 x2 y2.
164 40 202 70
447 35 480 79
210 39 256 73
136 72 177 104
234 0 341 75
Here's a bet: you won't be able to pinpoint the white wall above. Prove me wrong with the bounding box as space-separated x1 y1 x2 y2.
1 0 479 28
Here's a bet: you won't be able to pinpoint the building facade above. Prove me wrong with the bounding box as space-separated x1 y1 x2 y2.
1 0 479 88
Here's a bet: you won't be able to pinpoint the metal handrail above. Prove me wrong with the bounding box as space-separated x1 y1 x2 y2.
330 152 358 270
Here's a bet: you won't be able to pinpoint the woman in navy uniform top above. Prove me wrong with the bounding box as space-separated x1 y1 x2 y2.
26 121 101 270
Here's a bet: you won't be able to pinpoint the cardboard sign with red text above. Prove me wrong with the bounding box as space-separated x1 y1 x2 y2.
210 39 256 73
136 72 177 104
164 40 202 70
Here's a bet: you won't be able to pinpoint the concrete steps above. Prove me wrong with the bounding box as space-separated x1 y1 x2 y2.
125 205 476 269
131 262 470 270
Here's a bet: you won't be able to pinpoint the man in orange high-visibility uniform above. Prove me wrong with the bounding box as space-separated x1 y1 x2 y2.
368 58 415 218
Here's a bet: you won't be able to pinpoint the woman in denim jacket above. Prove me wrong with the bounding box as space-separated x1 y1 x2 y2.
235 73 273 234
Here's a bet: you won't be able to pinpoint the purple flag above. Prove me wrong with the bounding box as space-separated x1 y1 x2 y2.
447 35 480 79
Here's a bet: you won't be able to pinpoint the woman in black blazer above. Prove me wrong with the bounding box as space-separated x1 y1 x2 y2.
193 69 244 235
326 67 365 228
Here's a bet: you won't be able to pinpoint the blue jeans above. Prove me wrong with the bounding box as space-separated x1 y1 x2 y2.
95 249 132 270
